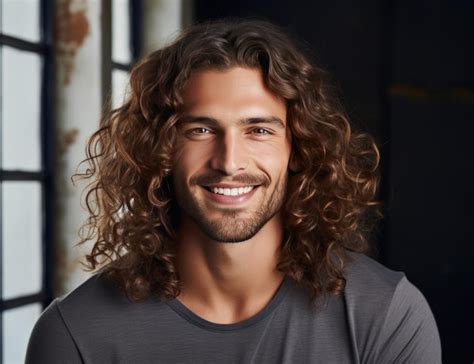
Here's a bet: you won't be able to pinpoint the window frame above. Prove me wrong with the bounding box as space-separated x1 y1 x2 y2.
0 0 55 361
104 0 143 110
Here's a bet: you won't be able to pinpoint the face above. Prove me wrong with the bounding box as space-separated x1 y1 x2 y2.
172 67 291 243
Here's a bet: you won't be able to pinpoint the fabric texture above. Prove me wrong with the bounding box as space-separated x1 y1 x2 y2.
25 251 442 363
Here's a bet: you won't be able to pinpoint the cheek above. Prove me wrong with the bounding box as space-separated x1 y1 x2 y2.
248 141 291 170
174 142 212 179
258 159 288 180
178 143 212 169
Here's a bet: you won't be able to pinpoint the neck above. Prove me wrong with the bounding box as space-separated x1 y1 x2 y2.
174 213 285 324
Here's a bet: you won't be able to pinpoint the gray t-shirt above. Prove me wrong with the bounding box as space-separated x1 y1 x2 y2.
25 251 442 363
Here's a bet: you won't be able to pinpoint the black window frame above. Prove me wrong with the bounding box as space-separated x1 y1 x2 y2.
103 0 143 110
0 0 54 362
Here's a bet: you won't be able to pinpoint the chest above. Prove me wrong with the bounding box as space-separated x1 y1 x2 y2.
79 299 356 363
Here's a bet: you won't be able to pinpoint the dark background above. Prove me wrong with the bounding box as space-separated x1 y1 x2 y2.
194 1 474 362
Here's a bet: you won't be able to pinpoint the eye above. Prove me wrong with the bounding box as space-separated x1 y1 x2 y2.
190 127 212 135
252 128 272 135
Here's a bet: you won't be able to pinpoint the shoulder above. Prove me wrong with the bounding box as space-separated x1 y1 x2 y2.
25 273 123 363
342 251 405 341
55 270 132 316
27 271 168 362
26 296 82 363
342 251 442 363
343 250 405 294
51 270 169 334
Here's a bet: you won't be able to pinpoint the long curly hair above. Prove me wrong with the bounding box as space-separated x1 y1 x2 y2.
72 18 382 304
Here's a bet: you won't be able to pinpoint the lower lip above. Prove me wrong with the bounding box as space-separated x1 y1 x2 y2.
202 186 259 205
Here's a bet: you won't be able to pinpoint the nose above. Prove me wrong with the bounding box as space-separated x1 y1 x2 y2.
209 130 249 175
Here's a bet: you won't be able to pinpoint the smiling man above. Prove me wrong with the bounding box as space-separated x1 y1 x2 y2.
26 19 442 363
172 67 291 324
174 67 289 244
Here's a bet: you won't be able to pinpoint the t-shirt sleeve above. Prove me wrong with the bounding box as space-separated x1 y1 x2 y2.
25 298 83 364
375 276 442 363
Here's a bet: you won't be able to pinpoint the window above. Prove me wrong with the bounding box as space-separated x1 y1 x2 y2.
0 1 141 361
0 0 54 363
110 0 142 109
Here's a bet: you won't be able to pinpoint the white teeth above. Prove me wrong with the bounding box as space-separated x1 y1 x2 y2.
211 186 254 196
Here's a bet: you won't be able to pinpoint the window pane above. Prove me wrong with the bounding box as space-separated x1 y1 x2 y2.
112 0 131 63
1 0 40 43
2 181 42 300
3 303 42 364
112 68 130 109
1 46 42 171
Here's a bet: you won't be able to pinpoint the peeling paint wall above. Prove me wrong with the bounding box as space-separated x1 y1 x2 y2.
54 0 189 295
54 0 101 295
56 0 90 85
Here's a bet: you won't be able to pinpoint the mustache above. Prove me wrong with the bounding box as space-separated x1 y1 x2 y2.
191 173 269 187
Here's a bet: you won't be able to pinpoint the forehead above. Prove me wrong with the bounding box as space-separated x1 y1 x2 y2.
181 67 287 123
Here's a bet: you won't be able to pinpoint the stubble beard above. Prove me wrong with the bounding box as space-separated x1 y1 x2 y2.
174 175 288 243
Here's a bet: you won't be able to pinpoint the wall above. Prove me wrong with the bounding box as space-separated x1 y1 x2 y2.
55 0 189 295
55 0 102 294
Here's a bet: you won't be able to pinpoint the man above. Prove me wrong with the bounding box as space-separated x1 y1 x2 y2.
26 19 442 363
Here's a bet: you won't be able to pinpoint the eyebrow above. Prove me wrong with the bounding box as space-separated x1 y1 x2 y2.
178 115 286 130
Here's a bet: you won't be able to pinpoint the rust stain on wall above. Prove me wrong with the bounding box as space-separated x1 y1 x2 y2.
57 128 80 157
64 128 79 145
390 84 430 99
55 126 81 295
56 0 90 85
390 83 474 102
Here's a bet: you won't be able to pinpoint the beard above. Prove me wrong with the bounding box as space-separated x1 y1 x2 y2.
172 173 288 243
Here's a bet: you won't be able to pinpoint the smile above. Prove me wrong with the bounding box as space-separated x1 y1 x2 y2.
201 185 260 205
208 186 254 196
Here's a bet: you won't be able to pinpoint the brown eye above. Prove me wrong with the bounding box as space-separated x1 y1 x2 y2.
191 128 211 134
253 128 272 135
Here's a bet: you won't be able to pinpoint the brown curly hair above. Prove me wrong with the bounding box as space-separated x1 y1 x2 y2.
72 18 382 304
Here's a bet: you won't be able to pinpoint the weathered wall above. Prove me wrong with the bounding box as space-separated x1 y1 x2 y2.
54 0 189 295
54 0 101 294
